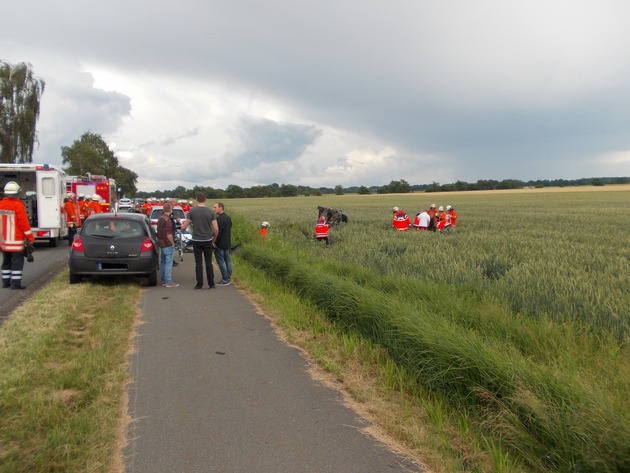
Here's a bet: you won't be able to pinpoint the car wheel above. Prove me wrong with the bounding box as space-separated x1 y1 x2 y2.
147 267 158 287
69 272 82 284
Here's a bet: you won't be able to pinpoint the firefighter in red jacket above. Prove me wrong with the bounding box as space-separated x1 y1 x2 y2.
392 207 410 231
315 217 330 244
0 181 35 290
64 192 80 246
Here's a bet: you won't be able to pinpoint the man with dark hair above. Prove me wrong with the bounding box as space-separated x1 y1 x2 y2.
157 202 179 288
181 193 218 289
212 202 232 286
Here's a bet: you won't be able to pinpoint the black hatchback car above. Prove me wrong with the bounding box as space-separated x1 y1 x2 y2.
69 213 159 286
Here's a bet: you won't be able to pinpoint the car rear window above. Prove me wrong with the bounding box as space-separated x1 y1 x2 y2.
83 219 146 238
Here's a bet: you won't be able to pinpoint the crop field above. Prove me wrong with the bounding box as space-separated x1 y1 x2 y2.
227 186 629 472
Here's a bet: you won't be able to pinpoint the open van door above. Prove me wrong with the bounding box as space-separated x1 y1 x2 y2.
36 171 67 245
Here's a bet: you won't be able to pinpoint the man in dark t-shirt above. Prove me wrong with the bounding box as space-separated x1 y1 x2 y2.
181 193 218 289
212 202 232 286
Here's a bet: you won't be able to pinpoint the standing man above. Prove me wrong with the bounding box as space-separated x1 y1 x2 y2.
212 202 232 286
0 181 35 290
181 193 218 290
157 202 179 288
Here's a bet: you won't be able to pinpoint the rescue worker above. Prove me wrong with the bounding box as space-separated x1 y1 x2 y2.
0 181 35 290
64 192 80 246
427 203 438 225
436 206 449 232
257 221 270 238
87 194 103 214
392 207 410 231
315 217 330 244
447 205 458 228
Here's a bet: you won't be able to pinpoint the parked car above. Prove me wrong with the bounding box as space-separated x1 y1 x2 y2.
117 203 134 212
68 213 159 286
149 205 187 232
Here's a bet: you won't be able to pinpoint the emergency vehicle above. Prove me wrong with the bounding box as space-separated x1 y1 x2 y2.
66 174 118 212
0 163 68 246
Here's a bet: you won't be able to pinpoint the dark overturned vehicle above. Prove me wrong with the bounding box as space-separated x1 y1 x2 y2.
68 212 159 286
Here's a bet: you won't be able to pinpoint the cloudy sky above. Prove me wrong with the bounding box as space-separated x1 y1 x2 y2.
3 1 630 191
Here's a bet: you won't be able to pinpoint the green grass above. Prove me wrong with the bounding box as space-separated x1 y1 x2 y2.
0 274 140 473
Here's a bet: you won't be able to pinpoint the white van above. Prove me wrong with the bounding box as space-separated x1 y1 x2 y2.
0 163 68 246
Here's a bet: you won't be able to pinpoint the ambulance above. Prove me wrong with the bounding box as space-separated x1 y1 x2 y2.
0 163 68 246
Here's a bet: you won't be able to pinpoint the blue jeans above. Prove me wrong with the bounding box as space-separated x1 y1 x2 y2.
214 247 232 282
160 246 174 284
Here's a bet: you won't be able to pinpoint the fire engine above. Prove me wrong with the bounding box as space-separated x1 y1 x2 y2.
66 174 118 212
0 163 68 246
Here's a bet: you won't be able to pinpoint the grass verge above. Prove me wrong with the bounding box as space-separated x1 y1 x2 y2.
0 271 141 473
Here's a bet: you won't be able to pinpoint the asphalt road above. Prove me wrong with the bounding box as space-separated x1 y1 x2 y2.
124 254 423 472
0 240 70 323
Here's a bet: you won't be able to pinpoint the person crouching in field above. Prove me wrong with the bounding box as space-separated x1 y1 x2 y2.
413 209 432 230
315 217 330 244
392 207 410 231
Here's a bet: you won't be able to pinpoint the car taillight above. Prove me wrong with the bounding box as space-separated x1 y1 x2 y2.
72 237 85 253
141 238 154 252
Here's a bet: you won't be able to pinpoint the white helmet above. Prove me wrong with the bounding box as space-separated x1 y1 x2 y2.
438 206 444 212
392 206 399 212
446 205 452 210
92 194 101 201
430 203 436 208
261 221 270 228
3 181 20 195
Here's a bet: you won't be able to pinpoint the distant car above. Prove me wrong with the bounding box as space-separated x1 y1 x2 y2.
68 213 159 286
118 198 133 205
149 206 187 232
117 203 134 212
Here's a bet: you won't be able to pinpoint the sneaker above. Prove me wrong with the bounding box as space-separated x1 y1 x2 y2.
217 280 231 286
164 282 180 288
193 284 203 290
162 282 167 287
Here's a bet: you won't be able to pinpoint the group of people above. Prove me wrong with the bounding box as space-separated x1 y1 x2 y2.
392 204 458 232
141 197 192 216
156 193 233 290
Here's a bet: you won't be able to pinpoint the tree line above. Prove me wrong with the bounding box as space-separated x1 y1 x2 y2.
135 176 629 201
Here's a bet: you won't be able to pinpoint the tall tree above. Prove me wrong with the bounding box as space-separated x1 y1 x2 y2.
0 61 45 163
61 131 137 195
61 131 120 176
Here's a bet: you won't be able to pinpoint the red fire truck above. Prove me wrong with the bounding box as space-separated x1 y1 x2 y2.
66 174 118 212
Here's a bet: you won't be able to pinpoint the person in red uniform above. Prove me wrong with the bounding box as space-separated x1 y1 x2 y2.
257 221 270 238
436 206 449 232
315 217 330 244
64 192 80 245
391 207 410 231
446 205 458 228
0 181 35 290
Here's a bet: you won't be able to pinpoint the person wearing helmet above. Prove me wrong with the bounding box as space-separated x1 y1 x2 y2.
257 222 269 238
392 208 410 231
436 206 451 232
446 205 458 228
87 194 103 214
0 181 35 289
63 193 80 245
315 216 330 244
